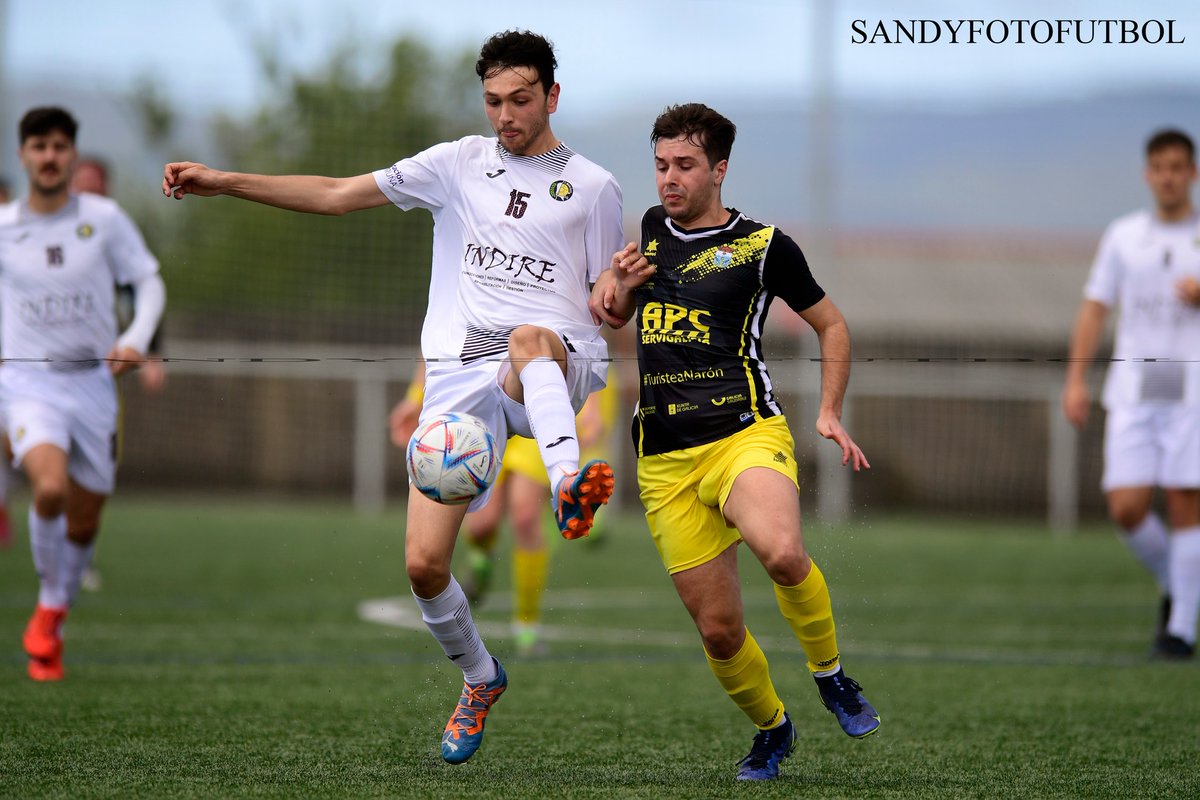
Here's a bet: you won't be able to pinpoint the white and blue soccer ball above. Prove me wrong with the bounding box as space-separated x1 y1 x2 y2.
406 412 500 505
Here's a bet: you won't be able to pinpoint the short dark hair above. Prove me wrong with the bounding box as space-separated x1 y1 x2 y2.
651 104 736 168
19 107 78 144
1146 128 1195 162
476 30 557 95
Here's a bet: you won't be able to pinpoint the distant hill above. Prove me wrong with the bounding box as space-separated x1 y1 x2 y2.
9 81 1197 237
557 88 1200 236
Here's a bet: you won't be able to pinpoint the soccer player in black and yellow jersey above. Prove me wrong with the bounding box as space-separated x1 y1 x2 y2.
592 103 880 781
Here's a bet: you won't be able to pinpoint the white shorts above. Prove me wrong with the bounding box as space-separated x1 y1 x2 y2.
0 367 119 495
1102 404 1200 491
420 333 602 512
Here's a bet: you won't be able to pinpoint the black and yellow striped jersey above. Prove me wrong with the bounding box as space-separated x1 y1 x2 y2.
631 206 825 457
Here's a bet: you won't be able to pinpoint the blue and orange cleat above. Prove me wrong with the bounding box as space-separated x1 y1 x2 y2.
814 669 880 738
736 714 797 780
553 459 614 540
441 658 508 764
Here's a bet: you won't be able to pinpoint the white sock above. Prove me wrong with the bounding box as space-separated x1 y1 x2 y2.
1120 513 1170 591
60 538 97 607
29 507 68 609
412 575 497 684
1166 526 1200 644
519 357 579 482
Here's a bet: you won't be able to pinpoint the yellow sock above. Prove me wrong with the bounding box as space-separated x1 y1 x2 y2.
512 547 548 626
774 561 841 673
705 628 786 730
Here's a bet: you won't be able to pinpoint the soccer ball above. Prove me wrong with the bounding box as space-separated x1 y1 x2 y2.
406 412 500 505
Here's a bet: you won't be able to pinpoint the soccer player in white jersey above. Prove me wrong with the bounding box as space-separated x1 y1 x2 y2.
162 30 624 763
0 107 166 681
1064 128 1200 660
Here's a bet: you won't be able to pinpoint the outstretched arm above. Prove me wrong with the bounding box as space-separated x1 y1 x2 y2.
798 296 869 471
162 162 390 216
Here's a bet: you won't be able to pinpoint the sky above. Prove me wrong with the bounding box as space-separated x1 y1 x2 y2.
6 0 1200 116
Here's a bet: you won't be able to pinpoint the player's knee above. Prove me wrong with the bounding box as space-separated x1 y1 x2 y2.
464 516 499 542
509 505 543 537
507 325 556 361
1163 491 1200 530
761 548 810 586
1108 500 1148 531
405 557 450 596
31 480 68 517
67 526 99 546
698 616 744 659
701 629 744 661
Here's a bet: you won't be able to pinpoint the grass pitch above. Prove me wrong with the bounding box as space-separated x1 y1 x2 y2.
1 497 1198 798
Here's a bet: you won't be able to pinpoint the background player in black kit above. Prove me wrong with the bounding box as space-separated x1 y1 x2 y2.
593 103 879 782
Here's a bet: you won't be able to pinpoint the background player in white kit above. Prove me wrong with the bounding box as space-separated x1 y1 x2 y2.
1064 128 1200 659
0 107 165 681
162 30 625 763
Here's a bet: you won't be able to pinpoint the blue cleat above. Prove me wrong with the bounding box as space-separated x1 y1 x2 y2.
553 459 614 540
440 658 508 764
815 669 880 738
736 713 798 781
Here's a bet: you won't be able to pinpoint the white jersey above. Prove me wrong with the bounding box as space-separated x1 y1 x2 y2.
0 194 160 373
1084 209 1200 408
372 135 624 387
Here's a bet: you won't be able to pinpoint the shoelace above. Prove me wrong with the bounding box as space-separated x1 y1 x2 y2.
446 683 501 736
826 676 864 714
555 474 580 509
739 726 787 769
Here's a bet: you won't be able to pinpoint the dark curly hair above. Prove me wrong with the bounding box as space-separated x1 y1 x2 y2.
476 30 557 95
651 103 736 168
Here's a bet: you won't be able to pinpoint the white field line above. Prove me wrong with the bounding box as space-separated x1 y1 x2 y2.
357 588 1147 667
357 590 699 649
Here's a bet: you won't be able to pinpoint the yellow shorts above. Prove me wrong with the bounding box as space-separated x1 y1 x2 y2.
637 416 799 575
499 434 613 488
500 435 547 485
